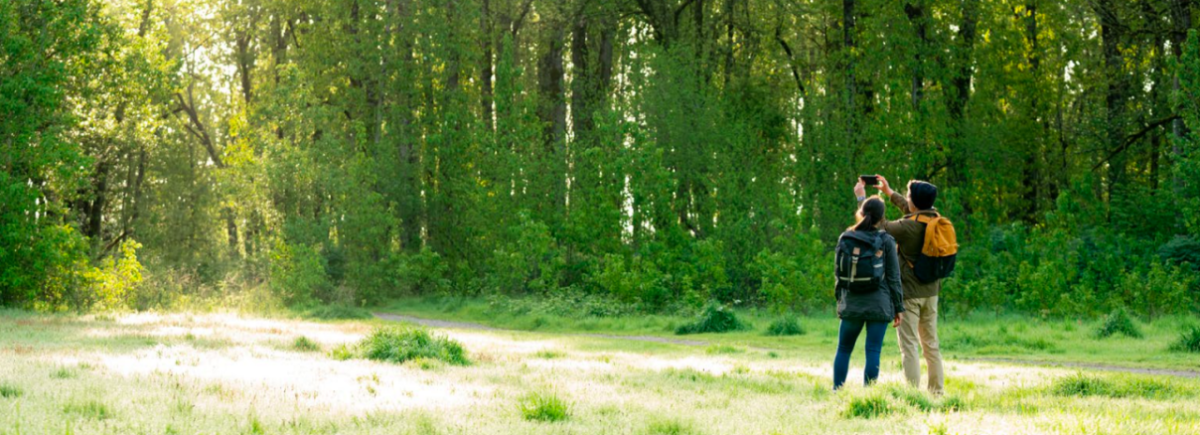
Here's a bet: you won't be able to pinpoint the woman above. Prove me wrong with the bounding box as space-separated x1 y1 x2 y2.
832 195 904 390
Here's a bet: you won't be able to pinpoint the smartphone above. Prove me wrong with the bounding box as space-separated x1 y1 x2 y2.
860 175 879 186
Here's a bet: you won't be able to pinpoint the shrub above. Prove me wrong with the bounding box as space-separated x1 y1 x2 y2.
329 344 355 361
1094 308 1142 338
841 393 891 419
292 336 320 352
764 317 805 336
78 240 145 310
0 383 20 398
518 391 569 422
675 303 750 335
1169 325 1200 353
487 212 565 294
356 327 469 365
268 241 330 307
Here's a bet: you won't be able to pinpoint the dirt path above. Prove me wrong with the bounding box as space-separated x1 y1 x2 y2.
374 312 1200 378
963 357 1200 379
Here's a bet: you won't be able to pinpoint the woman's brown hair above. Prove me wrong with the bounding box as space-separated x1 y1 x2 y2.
849 196 886 232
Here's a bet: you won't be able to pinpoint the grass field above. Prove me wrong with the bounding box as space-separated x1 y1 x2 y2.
2 302 1199 434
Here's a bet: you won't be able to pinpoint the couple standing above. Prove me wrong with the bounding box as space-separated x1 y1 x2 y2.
832 175 946 395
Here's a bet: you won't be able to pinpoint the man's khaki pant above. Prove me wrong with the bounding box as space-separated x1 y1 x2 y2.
897 296 944 395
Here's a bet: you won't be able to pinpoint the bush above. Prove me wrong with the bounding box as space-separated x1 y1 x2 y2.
675 303 750 335
841 393 891 419
1094 308 1143 339
393 247 451 296
268 241 330 307
487 212 564 294
356 327 469 365
78 240 145 311
1169 325 1200 353
518 391 569 422
764 317 805 336
292 336 320 352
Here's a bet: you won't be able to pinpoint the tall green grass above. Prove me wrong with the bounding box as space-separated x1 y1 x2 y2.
356 327 469 365
1169 325 1200 353
517 391 569 422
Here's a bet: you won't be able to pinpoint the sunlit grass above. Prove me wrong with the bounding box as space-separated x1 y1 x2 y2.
1 308 1198 434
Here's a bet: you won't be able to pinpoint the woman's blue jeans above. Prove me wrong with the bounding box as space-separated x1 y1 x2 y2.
833 319 888 390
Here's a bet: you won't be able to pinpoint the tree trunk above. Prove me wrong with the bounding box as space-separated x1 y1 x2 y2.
481 0 494 132
904 0 927 111
1097 0 1127 205
947 0 979 187
538 24 567 217
843 0 857 145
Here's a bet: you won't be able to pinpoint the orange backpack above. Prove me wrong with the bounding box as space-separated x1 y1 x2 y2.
907 213 958 283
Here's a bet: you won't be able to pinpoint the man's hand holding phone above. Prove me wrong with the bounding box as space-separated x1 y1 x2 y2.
875 175 893 197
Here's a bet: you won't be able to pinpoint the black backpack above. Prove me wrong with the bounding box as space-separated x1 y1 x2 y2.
835 232 885 294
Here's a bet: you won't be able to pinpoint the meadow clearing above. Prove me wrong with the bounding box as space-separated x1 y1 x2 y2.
1 300 1199 435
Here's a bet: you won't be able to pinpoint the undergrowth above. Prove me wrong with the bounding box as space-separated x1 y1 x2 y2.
1094 308 1143 339
764 317 805 336
675 303 750 335
1169 325 1200 353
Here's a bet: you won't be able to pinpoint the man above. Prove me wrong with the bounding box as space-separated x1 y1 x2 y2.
854 175 944 395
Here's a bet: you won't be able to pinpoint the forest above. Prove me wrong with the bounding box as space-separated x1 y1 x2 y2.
4 0 1200 318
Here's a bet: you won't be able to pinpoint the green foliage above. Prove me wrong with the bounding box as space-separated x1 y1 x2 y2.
63 400 112 420
488 212 564 294
1095 308 1143 339
1050 374 1183 400
764 318 806 336
0 383 21 399
753 225 831 315
292 336 320 352
79 240 145 310
1158 236 1200 271
944 327 1057 354
305 304 371 320
390 248 452 298
486 289 631 318
1169 325 1200 353
841 394 891 419
5 0 1200 325
355 327 469 366
268 242 329 307
675 303 751 335
329 344 355 361
642 418 697 435
517 391 570 422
